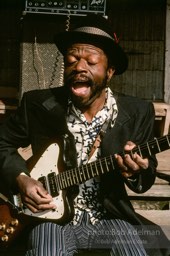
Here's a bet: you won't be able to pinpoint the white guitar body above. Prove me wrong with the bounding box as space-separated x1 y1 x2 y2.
14 143 73 223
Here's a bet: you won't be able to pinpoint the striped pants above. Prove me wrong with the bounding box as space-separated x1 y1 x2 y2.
25 212 147 256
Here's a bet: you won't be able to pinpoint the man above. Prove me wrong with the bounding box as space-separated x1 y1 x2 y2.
0 14 169 256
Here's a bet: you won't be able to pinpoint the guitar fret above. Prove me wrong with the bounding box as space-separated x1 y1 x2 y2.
64 171 71 187
86 164 90 179
137 145 142 157
63 173 68 188
65 175 69 187
60 174 65 189
166 135 170 147
60 173 63 189
78 168 83 183
147 142 151 155
155 138 161 152
69 171 74 186
73 170 78 184
99 159 104 174
62 173 68 189
69 169 75 185
104 158 110 172
67 170 73 186
94 162 99 177
129 150 133 159
154 135 170 154
56 175 61 191
70 171 75 186
89 162 94 177
75 169 80 184
58 175 63 190
110 156 115 170
81 166 87 181
69 169 76 185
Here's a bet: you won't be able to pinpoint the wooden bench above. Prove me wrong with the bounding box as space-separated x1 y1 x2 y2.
126 149 170 239
153 102 170 136
127 180 170 240
126 175 170 210
0 99 17 124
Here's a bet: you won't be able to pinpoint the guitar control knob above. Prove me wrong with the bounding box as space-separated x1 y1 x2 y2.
10 219 19 226
0 223 6 231
6 227 14 234
1 235 8 242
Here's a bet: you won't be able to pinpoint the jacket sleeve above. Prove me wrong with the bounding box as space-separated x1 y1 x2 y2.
124 101 157 193
102 97 157 195
0 93 31 191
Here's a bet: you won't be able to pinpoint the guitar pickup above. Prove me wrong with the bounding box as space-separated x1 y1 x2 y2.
38 176 48 191
47 172 59 197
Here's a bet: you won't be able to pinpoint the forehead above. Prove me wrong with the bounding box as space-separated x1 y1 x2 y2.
66 43 105 56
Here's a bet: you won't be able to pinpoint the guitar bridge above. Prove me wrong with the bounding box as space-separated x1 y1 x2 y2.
9 195 23 213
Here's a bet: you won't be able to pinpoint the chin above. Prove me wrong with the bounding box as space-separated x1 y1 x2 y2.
72 97 90 109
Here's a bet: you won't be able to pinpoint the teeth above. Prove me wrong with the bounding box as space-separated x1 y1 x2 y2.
73 83 88 88
74 80 88 83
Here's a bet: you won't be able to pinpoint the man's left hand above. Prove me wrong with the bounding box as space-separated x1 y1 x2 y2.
115 141 149 178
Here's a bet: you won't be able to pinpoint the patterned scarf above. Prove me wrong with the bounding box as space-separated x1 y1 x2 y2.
67 88 118 224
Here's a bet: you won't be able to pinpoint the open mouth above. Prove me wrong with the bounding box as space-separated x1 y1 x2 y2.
71 82 90 96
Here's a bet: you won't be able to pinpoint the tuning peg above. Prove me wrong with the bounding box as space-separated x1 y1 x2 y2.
10 219 19 226
0 223 6 231
6 227 14 234
1 234 8 242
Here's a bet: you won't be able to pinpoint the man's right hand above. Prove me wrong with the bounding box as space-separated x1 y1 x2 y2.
16 174 56 213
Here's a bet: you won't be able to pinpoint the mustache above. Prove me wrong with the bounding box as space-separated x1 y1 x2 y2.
65 72 93 85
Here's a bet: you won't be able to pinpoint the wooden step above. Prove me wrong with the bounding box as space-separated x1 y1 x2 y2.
126 183 170 200
136 209 170 239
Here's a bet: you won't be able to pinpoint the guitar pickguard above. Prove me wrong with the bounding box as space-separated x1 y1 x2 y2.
14 143 73 223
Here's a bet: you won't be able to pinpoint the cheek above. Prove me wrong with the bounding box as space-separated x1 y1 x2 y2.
92 67 108 82
64 67 72 79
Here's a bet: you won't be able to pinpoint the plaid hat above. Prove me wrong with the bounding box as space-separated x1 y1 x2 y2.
54 14 128 75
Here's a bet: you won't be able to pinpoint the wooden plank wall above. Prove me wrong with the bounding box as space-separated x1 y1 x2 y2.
0 0 22 95
107 0 166 101
164 0 170 104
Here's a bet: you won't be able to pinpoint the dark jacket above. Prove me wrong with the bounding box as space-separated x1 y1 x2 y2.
0 86 157 224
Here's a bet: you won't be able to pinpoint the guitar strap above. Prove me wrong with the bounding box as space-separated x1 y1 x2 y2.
88 118 111 161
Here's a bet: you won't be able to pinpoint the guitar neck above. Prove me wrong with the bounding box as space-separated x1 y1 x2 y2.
132 134 170 157
56 134 170 190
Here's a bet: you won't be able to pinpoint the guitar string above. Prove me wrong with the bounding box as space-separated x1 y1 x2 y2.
54 135 170 190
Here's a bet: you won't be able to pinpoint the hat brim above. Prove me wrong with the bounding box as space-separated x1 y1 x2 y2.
54 31 128 75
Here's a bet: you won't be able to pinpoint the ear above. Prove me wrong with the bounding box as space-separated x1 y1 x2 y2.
106 67 115 82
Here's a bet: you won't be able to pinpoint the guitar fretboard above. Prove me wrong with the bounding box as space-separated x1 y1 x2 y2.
49 134 170 193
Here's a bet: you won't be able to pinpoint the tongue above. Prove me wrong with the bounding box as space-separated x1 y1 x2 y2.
72 84 90 96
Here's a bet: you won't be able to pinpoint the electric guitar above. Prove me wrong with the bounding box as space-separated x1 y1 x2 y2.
0 134 170 247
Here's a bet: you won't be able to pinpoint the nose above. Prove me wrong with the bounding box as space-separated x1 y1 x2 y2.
74 58 87 72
